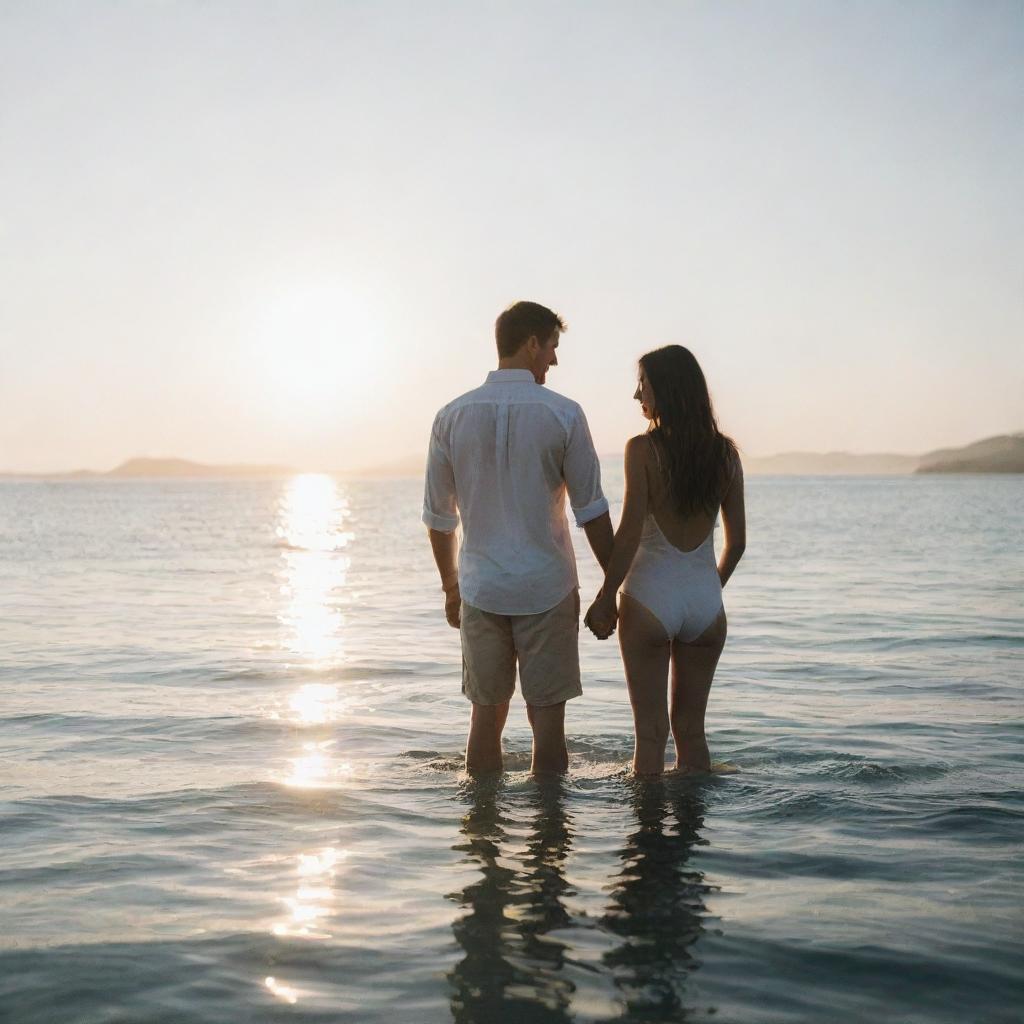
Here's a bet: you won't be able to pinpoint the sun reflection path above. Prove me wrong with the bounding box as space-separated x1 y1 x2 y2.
262 476 356 1007
272 475 360 789
276 474 353 666
281 740 354 789
265 976 299 1004
271 846 349 942
288 682 344 725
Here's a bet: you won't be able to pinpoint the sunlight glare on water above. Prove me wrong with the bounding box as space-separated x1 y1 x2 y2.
271 846 349 945
272 476 357 789
281 741 353 789
264 976 300 1005
287 683 346 725
276 474 352 665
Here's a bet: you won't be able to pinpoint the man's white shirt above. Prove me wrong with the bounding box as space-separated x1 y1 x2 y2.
423 369 609 615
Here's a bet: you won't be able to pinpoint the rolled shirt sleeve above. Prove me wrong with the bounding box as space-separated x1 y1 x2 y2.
563 405 609 526
422 412 460 533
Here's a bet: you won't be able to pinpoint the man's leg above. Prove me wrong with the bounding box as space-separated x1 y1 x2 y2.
526 701 568 774
466 700 510 774
461 600 516 773
514 590 581 776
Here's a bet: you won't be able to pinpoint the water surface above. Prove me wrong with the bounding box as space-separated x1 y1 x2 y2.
1 473 1021 1022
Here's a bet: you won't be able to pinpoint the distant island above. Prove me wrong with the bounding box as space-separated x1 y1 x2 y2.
0 457 295 481
742 451 921 475
108 457 295 478
2 434 1021 481
342 433 1024 478
914 434 1024 474
742 433 1024 475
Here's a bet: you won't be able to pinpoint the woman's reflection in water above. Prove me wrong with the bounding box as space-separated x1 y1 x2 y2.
603 779 714 1022
449 776 574 1024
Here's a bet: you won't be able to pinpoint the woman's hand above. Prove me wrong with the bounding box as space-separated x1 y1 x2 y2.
584 592 618 640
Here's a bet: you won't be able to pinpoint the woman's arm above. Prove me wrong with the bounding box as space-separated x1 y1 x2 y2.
718 456 746 587
585 436 649 636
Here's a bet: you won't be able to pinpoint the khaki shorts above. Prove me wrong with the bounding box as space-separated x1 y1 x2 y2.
460 589 582 707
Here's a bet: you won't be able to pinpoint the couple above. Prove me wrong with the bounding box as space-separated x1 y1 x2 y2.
423 301 746 776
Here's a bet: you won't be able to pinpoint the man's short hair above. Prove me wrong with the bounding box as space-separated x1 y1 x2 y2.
495 301 566 358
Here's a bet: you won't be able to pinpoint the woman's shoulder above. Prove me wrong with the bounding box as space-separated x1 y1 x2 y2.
624 434 657 474
722 444 744 492
624 433 653 458
624 434 658 489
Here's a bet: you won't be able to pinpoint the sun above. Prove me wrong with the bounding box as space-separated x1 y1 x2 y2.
251 282 380 416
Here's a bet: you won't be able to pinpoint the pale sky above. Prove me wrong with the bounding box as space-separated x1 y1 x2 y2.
2 0 1022 473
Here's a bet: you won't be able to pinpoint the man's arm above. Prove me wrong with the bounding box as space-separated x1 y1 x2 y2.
428 527 461 628
582 512 613 572
422 411 461 628
563 405 611 567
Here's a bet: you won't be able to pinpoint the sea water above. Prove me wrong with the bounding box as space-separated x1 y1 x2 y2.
1 472 1021 1023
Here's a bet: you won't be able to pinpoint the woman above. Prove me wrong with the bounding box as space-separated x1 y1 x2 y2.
585 345 746 776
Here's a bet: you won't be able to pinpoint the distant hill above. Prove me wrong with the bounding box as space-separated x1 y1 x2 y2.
0 457 294 480
107 457 294 479
742 434 1023 475
3 433 1020 480
743 451 920 475
915 434 1024 474
341 449 923 478
345 434 1023 478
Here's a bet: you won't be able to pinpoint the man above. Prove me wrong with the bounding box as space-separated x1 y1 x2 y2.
423 300 614 774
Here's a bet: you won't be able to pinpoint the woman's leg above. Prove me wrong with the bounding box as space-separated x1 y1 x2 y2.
670 609 727 772
618 593 672 776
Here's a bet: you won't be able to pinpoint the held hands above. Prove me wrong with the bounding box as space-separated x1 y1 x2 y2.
584 591 618 640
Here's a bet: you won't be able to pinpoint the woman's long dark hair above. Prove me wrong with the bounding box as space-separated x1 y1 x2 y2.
639 345 738 516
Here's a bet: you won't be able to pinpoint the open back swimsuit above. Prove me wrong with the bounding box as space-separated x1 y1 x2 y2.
621 514 723 641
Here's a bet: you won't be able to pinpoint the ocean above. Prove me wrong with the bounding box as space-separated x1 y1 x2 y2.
1 471 1021 1023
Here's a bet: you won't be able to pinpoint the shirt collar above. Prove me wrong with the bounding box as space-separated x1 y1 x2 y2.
486 369 537 384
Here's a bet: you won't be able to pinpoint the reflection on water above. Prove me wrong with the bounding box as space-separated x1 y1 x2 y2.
272 845 348 942
262 477 355 1006
449 778 574 1023
272 474 355 789
280 740 353 789
602 782 713 1021
269 477 712 1017
448 779 713 1023
276 474 352 666
264 682 355 728
264 975 300 1004
288 682 343 725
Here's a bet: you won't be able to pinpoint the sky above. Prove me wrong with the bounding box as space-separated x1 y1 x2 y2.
2 0 1022 472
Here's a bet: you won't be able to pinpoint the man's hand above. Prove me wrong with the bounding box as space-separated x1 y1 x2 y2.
584 592 617 640
444 584 462 629
428 528 461 629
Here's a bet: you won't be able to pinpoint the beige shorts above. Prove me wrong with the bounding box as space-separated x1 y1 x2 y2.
460 589 582 707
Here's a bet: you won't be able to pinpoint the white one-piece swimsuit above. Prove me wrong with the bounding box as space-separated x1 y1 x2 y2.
621 514 723 641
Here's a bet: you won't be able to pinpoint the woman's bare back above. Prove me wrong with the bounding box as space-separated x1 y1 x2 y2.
638 436 720 551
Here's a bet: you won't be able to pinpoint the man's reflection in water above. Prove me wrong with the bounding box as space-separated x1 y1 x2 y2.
602 780 713 1022
449 776 574 1024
